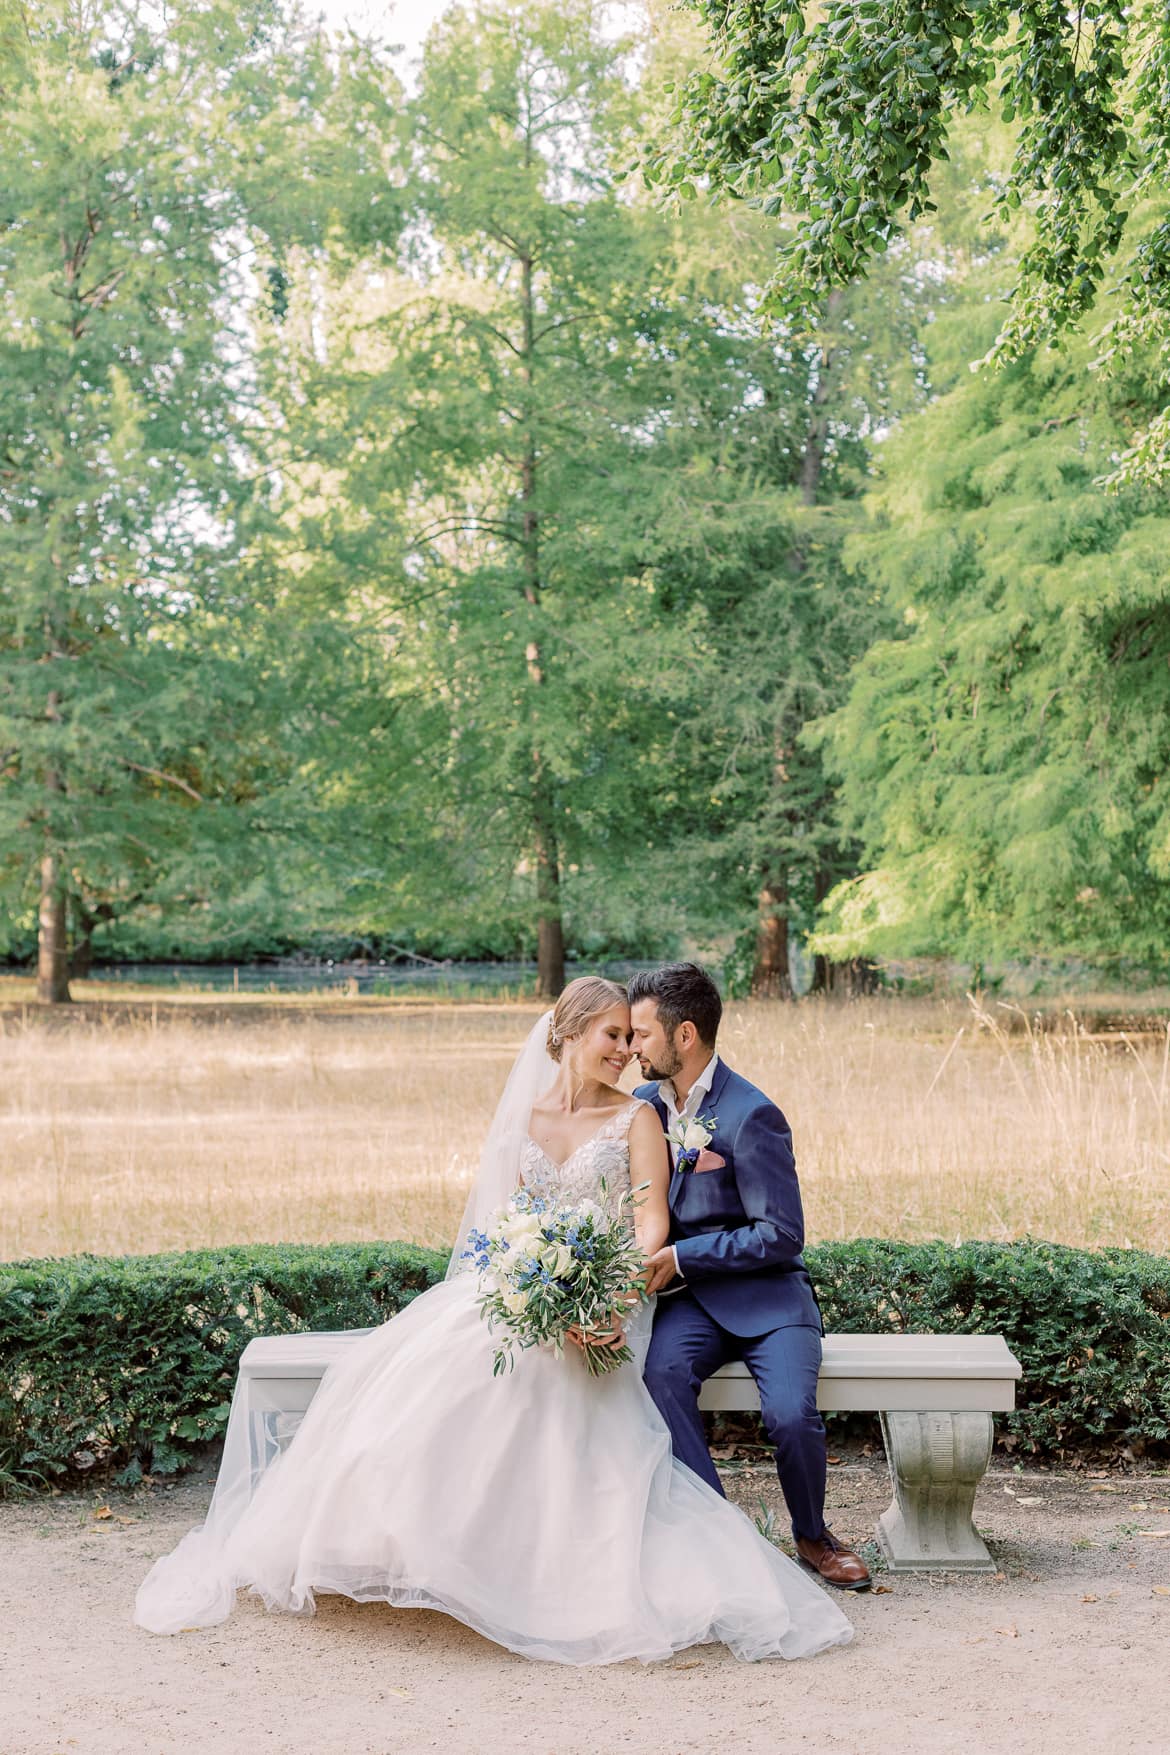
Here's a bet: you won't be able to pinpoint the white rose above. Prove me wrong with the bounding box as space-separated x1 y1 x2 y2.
507 1211 542 1238
682 1119 710 1150
551 1244 575 1279
502 1288 528 1316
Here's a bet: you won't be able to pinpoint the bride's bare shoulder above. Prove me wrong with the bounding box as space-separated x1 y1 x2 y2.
627 1098 664 1141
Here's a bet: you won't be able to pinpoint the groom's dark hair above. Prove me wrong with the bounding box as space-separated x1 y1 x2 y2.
627 962 722 1048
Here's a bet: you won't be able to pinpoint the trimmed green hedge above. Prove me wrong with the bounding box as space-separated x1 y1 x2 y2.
0 1241 447 1493
1 1237 1167 1493
809 1239 1170 1460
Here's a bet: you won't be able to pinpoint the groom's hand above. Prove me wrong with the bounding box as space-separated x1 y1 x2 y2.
643 1246 680 1297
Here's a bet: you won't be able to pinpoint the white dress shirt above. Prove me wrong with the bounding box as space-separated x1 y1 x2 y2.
659 1052 718 1281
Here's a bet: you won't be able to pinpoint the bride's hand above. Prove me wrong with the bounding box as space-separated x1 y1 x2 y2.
564 1318 624 1352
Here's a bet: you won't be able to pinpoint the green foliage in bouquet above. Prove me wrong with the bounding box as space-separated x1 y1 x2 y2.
464 1184 650 1378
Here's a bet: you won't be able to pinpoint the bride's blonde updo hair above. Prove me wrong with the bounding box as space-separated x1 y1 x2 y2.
546 975 628 1063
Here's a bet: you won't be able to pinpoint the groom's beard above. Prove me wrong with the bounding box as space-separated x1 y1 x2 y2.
637 1038 683 1083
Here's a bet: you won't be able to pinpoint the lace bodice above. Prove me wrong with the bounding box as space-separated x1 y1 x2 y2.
520 1099 644 1210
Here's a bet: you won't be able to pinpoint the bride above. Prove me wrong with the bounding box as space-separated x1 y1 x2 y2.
135 976 853 1665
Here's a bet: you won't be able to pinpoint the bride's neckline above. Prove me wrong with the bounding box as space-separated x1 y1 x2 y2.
526 1099 637 1172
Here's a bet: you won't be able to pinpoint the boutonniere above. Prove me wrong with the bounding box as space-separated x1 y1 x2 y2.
667 1112 718 1171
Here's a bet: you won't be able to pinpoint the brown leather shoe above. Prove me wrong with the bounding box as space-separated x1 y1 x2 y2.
795 1529 871 1590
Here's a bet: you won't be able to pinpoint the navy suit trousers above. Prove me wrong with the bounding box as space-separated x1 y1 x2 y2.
644 1290 827 1543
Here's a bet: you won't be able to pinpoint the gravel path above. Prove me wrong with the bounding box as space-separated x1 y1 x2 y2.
3 1453 1168 1755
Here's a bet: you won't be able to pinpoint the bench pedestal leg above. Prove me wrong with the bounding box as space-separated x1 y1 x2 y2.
876 1411 996 1573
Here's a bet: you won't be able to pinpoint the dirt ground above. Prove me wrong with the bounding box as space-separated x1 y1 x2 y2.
3 1449 1169 1755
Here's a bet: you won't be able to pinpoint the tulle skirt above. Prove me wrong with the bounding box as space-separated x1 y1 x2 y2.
135 1276 853 1665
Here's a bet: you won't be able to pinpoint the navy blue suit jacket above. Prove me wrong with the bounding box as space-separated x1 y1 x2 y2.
635 1058 822 1338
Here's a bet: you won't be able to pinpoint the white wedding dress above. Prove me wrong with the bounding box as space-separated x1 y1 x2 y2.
135 1100 852 1664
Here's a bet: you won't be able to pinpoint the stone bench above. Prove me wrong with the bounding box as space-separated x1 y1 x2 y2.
236 1328 1021 1573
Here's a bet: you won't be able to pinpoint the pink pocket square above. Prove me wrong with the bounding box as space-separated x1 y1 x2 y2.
693 1149 726 1173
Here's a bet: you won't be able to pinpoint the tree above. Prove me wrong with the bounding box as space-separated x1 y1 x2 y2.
375 0 923 995
631 12 937 993
808 284 1170 971
0 0 399 998
649 0 1170 484
294 0 769 995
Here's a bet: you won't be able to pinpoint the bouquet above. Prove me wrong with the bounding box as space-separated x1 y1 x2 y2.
461 1182 649 1377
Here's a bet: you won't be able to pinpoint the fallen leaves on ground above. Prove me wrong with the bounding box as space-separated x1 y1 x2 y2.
92 1506 112 1520
994 1625 1019 1638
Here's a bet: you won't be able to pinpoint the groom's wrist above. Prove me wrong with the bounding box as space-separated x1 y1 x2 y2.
672 1236 707 1281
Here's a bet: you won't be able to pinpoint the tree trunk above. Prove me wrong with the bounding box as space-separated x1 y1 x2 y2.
518 229 565 997
797 286 844 511
751 725 796 995
37 850 71 1005
752 291 847 999
752 874 792 998
37 693 71 1004
811 865 833 995
534 802 565 997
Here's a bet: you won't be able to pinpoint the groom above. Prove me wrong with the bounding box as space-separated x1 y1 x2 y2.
630 962 870 1590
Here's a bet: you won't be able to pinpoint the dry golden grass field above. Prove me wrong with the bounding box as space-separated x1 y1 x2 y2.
2 980 1169 1261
